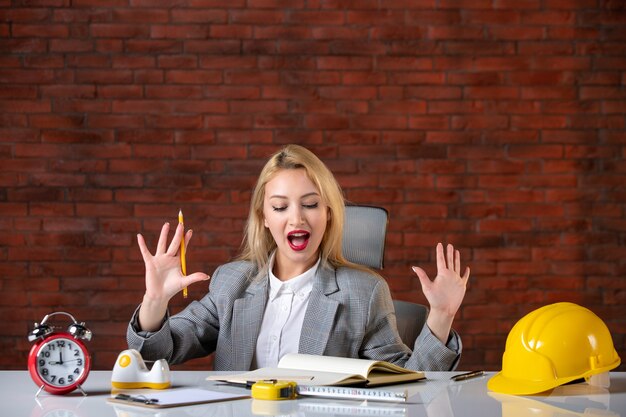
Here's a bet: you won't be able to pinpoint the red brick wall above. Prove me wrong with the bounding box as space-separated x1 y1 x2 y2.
1 1 624 373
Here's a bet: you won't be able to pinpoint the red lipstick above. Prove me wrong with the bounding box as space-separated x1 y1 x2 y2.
287 230 310 251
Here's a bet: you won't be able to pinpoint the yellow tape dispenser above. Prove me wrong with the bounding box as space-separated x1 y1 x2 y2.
251 380 297 400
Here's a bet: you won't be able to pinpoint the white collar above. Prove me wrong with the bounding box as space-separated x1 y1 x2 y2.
267 252 319 301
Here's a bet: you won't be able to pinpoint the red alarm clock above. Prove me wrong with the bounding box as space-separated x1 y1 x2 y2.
27 312 92 396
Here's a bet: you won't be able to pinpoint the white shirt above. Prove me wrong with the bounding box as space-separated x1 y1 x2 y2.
252 254 319 369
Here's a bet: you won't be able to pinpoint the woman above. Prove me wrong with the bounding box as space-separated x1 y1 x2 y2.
127 144 470 371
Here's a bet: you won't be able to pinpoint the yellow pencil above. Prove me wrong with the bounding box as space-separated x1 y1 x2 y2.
178 209 188 298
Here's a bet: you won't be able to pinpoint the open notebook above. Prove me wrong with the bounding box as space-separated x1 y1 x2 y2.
207 353 425 387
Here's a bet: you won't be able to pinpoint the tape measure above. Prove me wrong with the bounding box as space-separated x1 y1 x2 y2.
251 379 408 403
251 380 297 400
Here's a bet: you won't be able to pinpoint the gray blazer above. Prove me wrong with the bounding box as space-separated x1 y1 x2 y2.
127 260 461 371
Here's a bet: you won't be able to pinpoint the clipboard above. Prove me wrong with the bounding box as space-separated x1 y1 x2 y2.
107 388 249 409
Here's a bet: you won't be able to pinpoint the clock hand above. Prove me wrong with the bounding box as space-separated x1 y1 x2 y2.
59 350 64 365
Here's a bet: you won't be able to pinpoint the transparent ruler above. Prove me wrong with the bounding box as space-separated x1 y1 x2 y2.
297 385 408 403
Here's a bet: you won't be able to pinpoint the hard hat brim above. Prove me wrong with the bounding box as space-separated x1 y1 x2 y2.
487 371 581 396
488 356 622 396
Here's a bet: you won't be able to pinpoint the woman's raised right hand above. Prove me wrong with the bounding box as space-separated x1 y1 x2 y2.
136 222 210 331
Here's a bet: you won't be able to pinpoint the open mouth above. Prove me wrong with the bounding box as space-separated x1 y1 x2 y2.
287 230 310 251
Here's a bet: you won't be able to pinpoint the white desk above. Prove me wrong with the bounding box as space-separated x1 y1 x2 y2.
4 371 625 417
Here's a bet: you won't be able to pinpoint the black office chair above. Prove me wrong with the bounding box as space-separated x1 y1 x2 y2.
342 205 428 347
392 300 428 348
342 205 388 269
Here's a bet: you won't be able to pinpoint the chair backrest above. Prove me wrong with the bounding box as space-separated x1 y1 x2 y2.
393 300 429 347
342 204 429 347
341 205 388 269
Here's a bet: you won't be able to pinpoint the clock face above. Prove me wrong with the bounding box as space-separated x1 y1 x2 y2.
30 334 90 392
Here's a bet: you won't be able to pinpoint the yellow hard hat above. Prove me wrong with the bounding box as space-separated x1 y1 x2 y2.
488 302 621 395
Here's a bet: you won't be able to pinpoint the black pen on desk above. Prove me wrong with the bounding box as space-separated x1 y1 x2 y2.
115 393 159 405
216 380 256 389
451 370 484 382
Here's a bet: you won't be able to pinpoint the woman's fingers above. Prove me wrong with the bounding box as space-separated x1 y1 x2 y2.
435 242 446 271
181 272 211 290
437 243 466 278
184 229 193 247
166 222 184 256
146 222 192 259
412 266 432 292
136 233 152 262
156 222 170 254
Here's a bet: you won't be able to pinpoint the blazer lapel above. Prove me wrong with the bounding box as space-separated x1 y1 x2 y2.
299 265 340 356
231 275 268 370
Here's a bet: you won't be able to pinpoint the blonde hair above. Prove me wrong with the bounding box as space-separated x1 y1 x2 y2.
238 144 350 271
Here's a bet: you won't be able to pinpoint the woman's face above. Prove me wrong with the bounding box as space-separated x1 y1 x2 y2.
263 168 329 280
